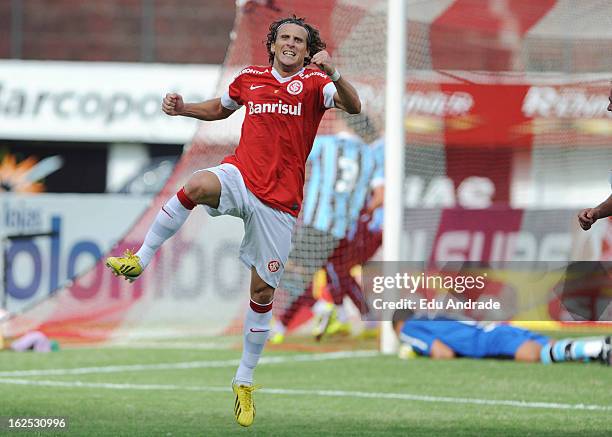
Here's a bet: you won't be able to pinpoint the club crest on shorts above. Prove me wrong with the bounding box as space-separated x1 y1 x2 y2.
267 260 281 273
287 80 303 95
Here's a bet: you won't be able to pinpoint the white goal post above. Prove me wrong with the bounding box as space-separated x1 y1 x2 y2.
381 0 406 354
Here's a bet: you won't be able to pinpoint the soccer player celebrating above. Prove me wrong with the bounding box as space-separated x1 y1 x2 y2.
105 16 360 427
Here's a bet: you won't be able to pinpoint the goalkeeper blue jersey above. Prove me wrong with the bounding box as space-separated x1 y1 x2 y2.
400 316 549 358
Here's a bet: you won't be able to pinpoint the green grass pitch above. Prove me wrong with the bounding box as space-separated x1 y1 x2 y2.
0 333 610 436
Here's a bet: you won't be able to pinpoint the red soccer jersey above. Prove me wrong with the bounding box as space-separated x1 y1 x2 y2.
220 65 336 217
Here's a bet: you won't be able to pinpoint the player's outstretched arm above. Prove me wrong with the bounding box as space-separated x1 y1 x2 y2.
578 194 612 231
311 50 361 114
162 93 235 121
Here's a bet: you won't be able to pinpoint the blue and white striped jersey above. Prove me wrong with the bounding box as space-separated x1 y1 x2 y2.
303 133 376 238
368 138 385 232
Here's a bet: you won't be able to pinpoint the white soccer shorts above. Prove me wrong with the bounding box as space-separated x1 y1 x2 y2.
202 163 296 289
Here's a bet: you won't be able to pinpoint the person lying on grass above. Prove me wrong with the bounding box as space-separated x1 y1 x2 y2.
392 309 611 365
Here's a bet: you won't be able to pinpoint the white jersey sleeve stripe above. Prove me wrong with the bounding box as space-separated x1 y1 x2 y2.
322 82 337 109
399 333 429 352
221 91 242 110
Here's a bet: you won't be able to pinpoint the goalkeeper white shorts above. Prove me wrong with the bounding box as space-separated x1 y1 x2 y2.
202 163 296 289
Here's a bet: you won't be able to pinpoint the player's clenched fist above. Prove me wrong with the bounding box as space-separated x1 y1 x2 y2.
577 208 598 230
162 93 184 116
310 50 335 76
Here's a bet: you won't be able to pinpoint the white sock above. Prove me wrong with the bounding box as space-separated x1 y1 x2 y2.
582 339 604 357
313 299 331 315
273 318 286 335
364 320 378 330
136 189 194 268
336 305 348 323
234 300 273 386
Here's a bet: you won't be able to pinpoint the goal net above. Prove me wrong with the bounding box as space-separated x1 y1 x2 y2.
378 0 612 352
397 1 612 276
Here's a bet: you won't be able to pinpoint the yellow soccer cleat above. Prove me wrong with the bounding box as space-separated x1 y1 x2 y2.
269 332 285 345
326 319 351 337
357 327 379 340
232 383 259 427
398 344 418 360
105 249 143 282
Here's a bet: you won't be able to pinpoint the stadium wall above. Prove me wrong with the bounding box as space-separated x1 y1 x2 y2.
0 0 235 64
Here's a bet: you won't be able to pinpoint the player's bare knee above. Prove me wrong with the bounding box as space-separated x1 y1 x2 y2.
515 351 540 363
251 285 274 305
515 341 542 363
431 349 455 360
184 171 221 206
183 174 206 204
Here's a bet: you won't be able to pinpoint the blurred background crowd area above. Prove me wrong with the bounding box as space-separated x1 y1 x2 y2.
0 0 235 64
1 0 611 69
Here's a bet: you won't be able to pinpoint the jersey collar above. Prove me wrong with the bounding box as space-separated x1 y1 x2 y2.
271 67 305 83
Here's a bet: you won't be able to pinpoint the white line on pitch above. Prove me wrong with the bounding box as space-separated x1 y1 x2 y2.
91 341 234 351
0 350 378 377
0 378 609 412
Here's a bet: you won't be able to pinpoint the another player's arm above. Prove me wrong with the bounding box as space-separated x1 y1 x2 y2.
366 186 384 214
578 194 612 230
310 50 361 114
162 94 235 121
600 195 612 217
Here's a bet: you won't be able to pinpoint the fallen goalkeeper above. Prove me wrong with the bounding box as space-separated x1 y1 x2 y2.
392 309 611 365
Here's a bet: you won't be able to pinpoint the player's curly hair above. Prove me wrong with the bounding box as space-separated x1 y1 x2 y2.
266 16 326 67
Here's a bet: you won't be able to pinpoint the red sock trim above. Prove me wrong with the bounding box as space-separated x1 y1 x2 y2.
250 299 273 313
177 187 196 210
